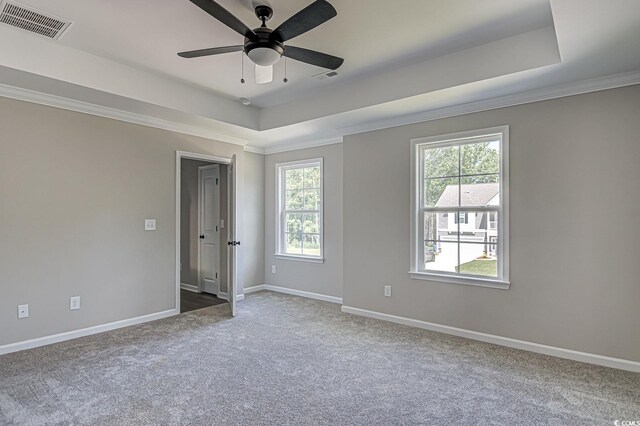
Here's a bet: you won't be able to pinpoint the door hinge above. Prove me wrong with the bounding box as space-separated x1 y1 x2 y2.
216 225 218 232
216 178 218 185
215 272 218 279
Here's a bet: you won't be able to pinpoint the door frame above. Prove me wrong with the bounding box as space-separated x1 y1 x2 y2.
197 164 220 294
175 151 232 312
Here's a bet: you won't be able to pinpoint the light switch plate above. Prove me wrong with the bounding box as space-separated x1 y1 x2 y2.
144 219 156 231
70 296 80 310
384 285 392 297
220 219 225 229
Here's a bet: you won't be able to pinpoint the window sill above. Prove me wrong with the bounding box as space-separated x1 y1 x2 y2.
409 271 510 290
275 254 325 264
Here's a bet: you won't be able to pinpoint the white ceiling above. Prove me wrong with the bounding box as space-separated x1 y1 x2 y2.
0 0 639 151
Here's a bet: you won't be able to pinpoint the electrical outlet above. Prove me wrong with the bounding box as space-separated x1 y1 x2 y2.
271 265 276 274
384 285 392 297
144 219 156 231
70 296 81 310
18 304 29 319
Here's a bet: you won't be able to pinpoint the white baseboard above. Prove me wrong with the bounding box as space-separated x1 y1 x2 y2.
0 309 178 356
341 306 640 373
216 292 244 301
243 284 266 294
245 284 343 304
180 283 200 293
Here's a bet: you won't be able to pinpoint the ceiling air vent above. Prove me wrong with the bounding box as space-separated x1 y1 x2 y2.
0 1 71 39
312 70 340 81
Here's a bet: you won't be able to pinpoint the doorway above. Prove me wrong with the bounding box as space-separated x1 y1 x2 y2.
176 151 238 316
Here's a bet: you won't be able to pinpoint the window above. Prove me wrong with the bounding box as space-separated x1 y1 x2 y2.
276 158 324 262
454 212 468 225
410 126 509 288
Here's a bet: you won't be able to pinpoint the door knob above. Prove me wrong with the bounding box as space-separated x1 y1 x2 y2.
199 235 205 239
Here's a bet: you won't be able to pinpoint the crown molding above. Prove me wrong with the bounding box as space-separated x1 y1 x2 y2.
1 70 639 156
339 70 640 138
243 145 266 155
263 136 344 155
0 83 251 147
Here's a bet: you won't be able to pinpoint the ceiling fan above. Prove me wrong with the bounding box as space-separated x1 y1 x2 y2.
178 0 344 84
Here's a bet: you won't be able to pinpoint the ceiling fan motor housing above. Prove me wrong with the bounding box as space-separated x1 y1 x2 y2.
244 26 284 66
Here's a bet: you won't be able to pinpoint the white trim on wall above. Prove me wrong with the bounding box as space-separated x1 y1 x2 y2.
3 72 637 156
243 284 343 304
0 83 252 148
217 292 245 301
341 305 640 373
176 151 232 313
0 309 178 356
263 137 343 155
180 283 200 293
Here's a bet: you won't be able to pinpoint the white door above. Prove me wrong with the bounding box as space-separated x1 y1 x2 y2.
227 155 238 316
199 165 220 295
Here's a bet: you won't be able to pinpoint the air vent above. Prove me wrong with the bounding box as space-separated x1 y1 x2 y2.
312 70 340 81
0 1 71 39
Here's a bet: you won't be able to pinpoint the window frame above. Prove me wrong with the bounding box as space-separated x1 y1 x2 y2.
409 126 510 289
275 158 325 263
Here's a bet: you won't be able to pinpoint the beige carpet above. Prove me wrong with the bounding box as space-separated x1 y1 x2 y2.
1 291 639 425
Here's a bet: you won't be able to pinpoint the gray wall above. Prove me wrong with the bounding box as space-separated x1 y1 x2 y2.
264 144 343 298
180 159 212 287
242 152 265 293
343 85 640 362
0 97 264 346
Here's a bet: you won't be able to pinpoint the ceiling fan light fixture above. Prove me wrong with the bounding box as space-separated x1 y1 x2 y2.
247 46 282 66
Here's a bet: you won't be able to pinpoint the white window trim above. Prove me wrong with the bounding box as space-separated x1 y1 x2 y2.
409 126 510 289
275 158 325 263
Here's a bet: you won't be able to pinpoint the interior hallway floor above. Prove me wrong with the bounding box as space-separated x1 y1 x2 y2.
1 292 638 425
180 288 225 313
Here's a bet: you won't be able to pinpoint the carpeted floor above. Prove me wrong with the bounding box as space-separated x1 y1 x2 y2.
1 292 638 425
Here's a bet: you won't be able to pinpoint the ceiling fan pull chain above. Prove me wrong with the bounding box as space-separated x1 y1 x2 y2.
283 57 288 83
240 53 245 84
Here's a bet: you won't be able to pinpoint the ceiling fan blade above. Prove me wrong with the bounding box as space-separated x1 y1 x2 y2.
284 46 343 70
271 0 337 42
255 65 273 84
189 0 257 40
178 45 243 58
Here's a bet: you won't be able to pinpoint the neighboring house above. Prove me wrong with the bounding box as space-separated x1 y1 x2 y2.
435 182 499 251
425 183 499 269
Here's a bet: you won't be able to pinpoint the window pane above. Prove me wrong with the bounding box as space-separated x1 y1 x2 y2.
286 190 304 210
424 145 459 178
460 141 500 176
285 168 303 190
302 234 321 256
302 213 319 234
424 241 458 273
460 176 499 207
303 166 320 189
285 213 303 234
304 189 320 210
425 177 458 208
457 243 498 277
424 211 459 242
285 233 302 254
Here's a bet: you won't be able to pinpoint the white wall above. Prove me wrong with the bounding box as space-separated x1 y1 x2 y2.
342 85 640 362
0 97 264 346
264 144 343 298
